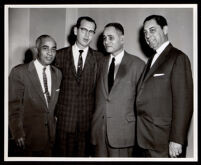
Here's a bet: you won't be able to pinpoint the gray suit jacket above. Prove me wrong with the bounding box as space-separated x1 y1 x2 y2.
91 51 145 148
136 43 193 152
9 61 62 151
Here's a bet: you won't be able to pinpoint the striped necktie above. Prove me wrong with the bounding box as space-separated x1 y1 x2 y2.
43 67 50 103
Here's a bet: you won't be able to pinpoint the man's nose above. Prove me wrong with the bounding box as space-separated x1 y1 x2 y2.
84 31 90 38
47 49 52 55
104 38 109 45
145 32 151 39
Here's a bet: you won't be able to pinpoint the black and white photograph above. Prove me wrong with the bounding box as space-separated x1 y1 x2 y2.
4 4 198 162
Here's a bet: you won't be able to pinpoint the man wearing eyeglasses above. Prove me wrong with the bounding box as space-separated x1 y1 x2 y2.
54 16 103 157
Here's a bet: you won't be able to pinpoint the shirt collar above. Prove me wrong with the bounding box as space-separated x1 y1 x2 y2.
156 41 170 55
34 59 50 70
73 43 89 53
110 50 124 61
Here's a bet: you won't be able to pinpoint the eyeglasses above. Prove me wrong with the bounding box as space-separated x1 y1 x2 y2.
79 27 95 36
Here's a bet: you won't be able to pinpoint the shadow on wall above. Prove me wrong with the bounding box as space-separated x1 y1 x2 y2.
96 32 108 56
24 48 37 64
67 25 77 46
138 27 155 59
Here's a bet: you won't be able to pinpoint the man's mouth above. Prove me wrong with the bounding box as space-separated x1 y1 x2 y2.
83 38 89 42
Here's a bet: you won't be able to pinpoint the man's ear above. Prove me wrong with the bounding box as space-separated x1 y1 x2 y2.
163 26 168 35
34 47 38 55
120 35 124 44
74 26 78 36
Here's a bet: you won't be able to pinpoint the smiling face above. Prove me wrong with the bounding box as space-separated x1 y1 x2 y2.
103 26 124 56
74 19 96 49
143 19 168 50
37 37 57 66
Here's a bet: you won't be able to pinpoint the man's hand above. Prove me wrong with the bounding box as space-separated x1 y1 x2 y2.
15 137 25 149
169 141 182 158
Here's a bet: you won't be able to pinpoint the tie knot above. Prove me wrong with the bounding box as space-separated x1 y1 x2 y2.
153 50 157 56
43 67 46 71
79 50 83 54
112 57 115 63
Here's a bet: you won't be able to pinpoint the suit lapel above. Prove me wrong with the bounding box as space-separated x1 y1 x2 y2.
27 61 47 109
69 47 77 80
102 56 110 96
82 48 95 75
49 66 57 108
143 43 172 82
110 52 130 93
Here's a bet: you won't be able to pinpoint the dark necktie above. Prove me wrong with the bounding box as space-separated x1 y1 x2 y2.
143 53 155 79
77 50 83 80
108 57 115 93
43 67 50 103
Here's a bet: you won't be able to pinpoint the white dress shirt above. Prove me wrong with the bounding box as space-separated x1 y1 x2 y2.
34 59 52 105
72 43 89 72
151 41 170 67
108 50 124 80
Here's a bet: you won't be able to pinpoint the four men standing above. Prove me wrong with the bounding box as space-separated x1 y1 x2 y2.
9 15 193 158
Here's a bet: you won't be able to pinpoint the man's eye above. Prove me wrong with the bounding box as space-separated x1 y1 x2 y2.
42 47 48 50
80 27 87 33
150 29 156 33
109 37 114 41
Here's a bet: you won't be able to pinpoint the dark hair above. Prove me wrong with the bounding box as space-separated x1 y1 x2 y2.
76 16 97 31
35 34 56 48
104 22 124 35
143 15 168 29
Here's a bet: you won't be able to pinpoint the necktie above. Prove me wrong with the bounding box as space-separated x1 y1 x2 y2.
77 50 83 80
143 53 155 79
43 67 50 103
108 57 115 93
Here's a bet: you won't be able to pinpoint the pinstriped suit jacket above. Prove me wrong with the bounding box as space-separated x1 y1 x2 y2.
55 46 104 133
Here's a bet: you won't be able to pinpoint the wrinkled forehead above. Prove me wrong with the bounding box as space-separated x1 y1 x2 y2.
103 26 120 36
144 19 159 30
39 37 56 47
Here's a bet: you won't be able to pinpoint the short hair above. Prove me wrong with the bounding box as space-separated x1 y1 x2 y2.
76 16 97 31
143 15 168 29
35 34 56 48
104 22 124 35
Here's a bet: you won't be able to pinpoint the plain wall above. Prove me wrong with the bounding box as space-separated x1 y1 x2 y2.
9 8 30 71
7 7 195 158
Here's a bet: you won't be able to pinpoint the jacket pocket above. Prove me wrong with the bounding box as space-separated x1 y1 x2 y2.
126 115 136 122
152 117 172 126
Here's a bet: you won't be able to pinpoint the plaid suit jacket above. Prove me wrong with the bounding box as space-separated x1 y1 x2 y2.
55 46 103 133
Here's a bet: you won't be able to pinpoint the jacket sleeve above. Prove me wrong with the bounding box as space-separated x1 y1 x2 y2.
9 67 25 140
169 53 193 145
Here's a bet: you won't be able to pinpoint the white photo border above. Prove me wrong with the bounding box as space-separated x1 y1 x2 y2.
4 4 198 162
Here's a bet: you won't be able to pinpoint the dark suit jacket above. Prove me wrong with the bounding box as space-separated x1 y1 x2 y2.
91 52 145 148
136 43 193 152
55 46 103 133
9 61 62 151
